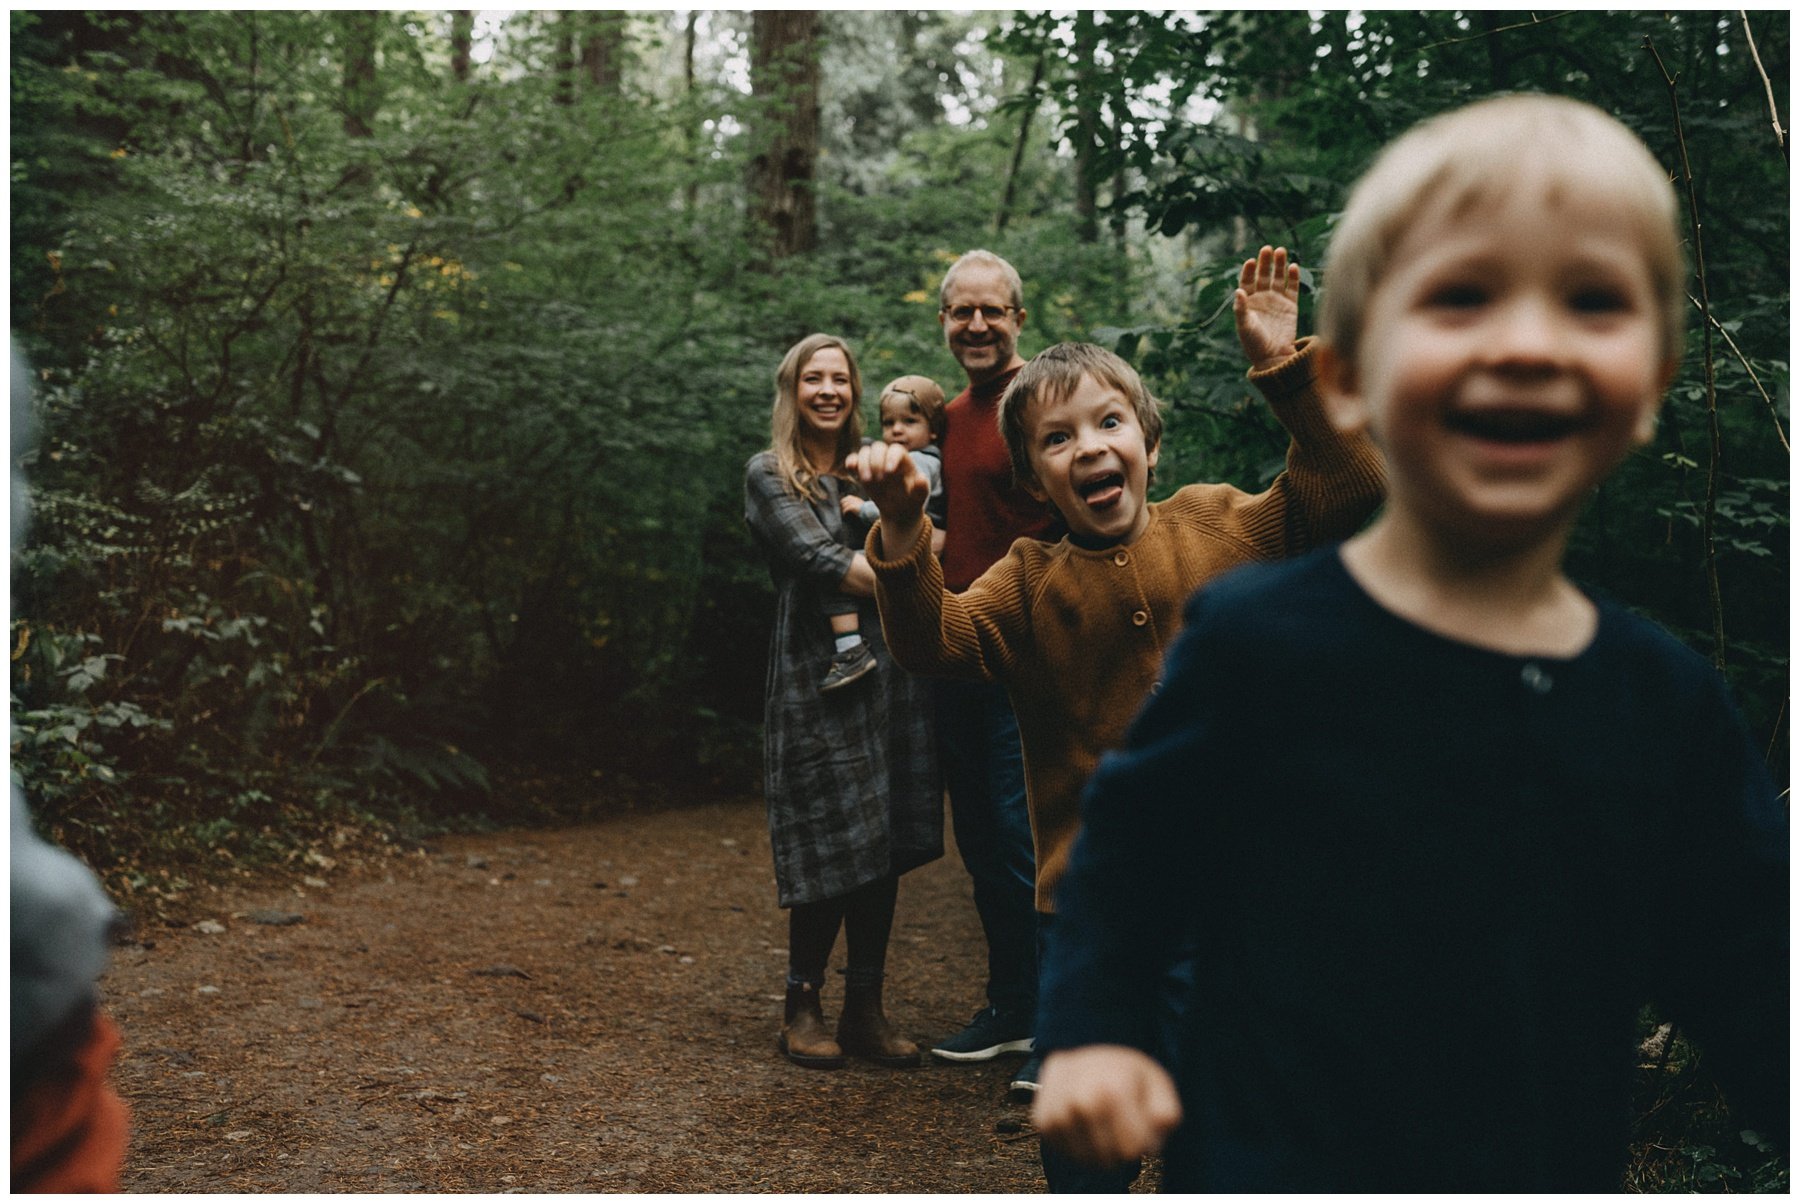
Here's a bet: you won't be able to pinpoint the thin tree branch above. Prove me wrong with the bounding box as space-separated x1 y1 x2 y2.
996 52 1046 236
1739 11 1787 161
1688 294 1788 454
1767 695 1785 770
306 675 387 767
1645 37 1727 671
1416 11 1576 55
319 241 418 447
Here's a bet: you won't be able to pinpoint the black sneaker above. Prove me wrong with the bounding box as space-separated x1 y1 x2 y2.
819 643 877 694
1007 1051 1042 1103
929 1006 1034 1062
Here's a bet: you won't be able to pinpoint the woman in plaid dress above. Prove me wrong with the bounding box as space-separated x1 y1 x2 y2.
744 333 942 1070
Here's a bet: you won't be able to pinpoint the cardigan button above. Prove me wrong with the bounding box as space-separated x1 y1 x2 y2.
1131 610 1149 627
1113 550 1130 566
1521 663 1553 694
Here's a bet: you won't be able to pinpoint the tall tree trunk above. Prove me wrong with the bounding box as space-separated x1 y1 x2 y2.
339 12 380 191
581 11 627 94
341 11 379 139
684 10 700 212
1479 12 1511 90
554 15 576 107
1071 11 1100 244
449 10 472 83
748 10 821 261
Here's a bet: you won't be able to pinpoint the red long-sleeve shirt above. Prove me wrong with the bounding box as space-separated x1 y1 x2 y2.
939 366 1060 591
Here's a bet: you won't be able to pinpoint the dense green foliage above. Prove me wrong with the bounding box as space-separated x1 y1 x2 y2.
12 4 1788 850
1058 10 1788 751
7 10 1148 871
9 10 1787 1190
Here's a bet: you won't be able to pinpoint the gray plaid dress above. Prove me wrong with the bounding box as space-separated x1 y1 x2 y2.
744 451 942 908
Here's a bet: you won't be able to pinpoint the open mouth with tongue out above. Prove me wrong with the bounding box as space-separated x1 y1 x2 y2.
1077 471 1127 510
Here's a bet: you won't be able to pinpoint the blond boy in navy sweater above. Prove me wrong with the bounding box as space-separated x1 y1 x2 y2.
1032 94 1787 1192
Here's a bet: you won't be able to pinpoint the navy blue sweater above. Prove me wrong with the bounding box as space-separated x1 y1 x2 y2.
1040 547 1788 1192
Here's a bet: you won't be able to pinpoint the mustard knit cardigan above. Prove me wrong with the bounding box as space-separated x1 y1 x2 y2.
867 340 1387 911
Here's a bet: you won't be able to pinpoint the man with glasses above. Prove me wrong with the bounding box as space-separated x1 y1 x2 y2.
925 250 1059 1100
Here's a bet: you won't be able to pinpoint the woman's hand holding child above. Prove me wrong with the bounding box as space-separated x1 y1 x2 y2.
1033 1045 1183 1169
849 442 930 558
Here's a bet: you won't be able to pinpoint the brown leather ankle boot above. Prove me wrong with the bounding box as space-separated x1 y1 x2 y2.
778 980 844 1069
836 975 920 1068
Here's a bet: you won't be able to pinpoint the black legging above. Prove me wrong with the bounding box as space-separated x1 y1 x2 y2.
787 874 899 988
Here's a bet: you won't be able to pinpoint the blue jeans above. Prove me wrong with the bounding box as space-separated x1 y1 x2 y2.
934 678 1038 1019
1038 911 1198 1193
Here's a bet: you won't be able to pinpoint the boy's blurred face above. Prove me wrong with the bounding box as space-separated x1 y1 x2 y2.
1022 373 1159 546
880 398 932 451
1327 182 1671 551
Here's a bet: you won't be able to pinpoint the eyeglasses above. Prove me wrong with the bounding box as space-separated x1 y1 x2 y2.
941 304 1019 326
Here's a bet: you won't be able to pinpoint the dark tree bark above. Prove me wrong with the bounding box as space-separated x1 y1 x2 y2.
449 11 472 83
747 10 821 261
341 11 379 139
1480 12 1512 90
553 15 575 107
684 10 700 212
684 11 698 95
338 12 380 192
580 11 627 94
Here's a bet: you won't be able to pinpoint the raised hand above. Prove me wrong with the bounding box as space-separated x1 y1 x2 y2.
848 443 929 557
1032 1046 1183 1170
1234 244 1302 373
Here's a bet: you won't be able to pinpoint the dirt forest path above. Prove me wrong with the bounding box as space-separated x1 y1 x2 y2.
104 793 1150 1193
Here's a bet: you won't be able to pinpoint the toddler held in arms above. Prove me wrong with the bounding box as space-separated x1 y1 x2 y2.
819 375 948 693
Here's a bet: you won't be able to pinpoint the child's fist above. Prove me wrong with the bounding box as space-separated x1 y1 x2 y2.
1032 1046 1182 1169
840 494 866 518
849 443 930 557
850 443 928 524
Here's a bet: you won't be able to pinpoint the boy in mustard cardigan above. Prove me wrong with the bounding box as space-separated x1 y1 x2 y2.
852 246 1386 1190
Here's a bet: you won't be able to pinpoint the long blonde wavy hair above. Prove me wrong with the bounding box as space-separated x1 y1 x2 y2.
768 333 865 501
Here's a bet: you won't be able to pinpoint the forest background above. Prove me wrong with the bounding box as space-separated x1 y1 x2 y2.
12 3 1790 917
12 5 1790 913
7 10 1790 1187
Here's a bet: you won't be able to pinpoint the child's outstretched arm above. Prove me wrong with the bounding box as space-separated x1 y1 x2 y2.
1233 244 1301 373
1203 244 1384 552
849 442 930 559
1034 1045 1182 1169
856 448 1036 684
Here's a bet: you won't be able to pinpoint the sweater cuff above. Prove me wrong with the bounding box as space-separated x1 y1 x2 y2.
1245 334 1319 397
864 515 935 574
1246 336 1346 448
